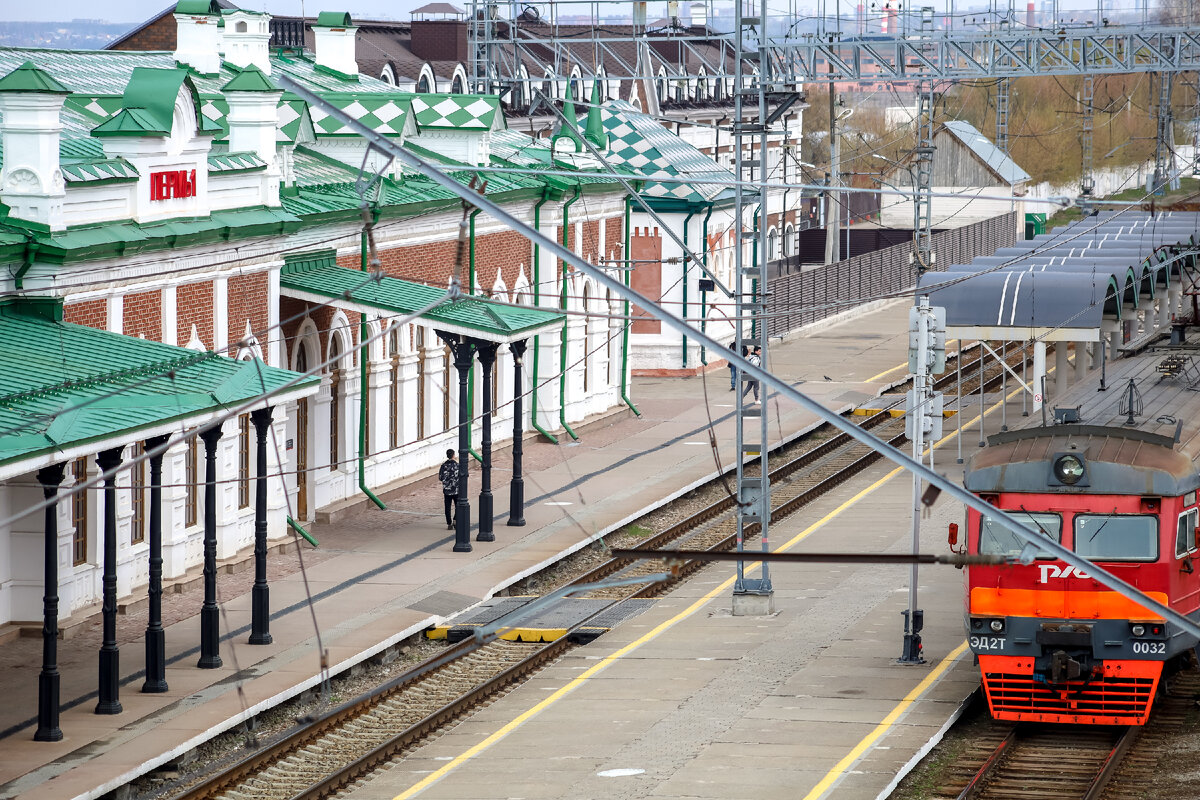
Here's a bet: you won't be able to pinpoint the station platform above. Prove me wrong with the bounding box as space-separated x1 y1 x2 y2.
0 298 985 800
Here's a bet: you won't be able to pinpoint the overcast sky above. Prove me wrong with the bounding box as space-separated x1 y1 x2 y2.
9 0 1134 24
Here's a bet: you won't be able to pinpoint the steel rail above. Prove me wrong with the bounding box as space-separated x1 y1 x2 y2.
277 74 1200 644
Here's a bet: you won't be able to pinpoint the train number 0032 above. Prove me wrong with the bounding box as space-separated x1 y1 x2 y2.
969 636 1006 651
1131 640 1166 655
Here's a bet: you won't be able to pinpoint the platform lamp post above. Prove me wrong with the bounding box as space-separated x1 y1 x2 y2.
441 333 475 552
35 462 66 741
476 341 498 541
142 435 170 693
508 339 528 527
96 446 124 714
249 407 273 645
198 424 224 669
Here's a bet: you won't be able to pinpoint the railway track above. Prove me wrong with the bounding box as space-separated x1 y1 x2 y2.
946 724 1136 800
164 345 1024 800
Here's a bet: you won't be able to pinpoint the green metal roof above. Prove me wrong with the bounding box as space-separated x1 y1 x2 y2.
315 11 354 26
0 296 318 472
175 0 221 14
410 94 501 131
280 254 563 341
208 151 267 173
0 59 70 94
60 157 139 184
222 64 279 93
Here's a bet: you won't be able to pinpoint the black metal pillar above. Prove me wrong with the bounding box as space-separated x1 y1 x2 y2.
442 333 475 553
142 435 169 693
198 425 223 669
35 462 66 741
508 340 527 527
249 407 273 645
95 446 123 715
475 341 498 542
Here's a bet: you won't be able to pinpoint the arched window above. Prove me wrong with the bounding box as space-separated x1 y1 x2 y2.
442 343 452 432
452 74 465 94
389 327 401 449
235 20 247 32
416 327 427 440
767 228 778 261
380 63 396 85
784 224 794 259
417 73 431 93
328 337 342 469
582 285 591 393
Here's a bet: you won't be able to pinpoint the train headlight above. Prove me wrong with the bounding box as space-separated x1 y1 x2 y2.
1054 454 1085 485
1132 624 1146 637
989 619 1004 632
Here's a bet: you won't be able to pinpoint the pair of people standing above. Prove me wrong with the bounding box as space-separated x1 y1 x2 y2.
728 343 763 402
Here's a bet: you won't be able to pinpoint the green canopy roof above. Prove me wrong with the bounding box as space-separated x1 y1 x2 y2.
0 59 70 94
280 252 563 342
0 297 318 477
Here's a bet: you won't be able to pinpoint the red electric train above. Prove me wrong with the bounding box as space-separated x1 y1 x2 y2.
959 349 1200 725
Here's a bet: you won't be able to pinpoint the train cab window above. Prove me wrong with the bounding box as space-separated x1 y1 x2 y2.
980 512 1061 558
1176 508 1199 559
1074 514 1158 561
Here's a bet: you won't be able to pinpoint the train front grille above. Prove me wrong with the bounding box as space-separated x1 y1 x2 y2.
982 669 1159 725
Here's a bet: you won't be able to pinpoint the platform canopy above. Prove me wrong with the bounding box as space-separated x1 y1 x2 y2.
279 251 565 343
917 212 1199 341
0 297 319 481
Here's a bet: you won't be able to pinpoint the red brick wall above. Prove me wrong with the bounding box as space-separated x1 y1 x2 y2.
348 227 546 296
177 281 213 350
108 13 177 51
228 272 270 357
64 299 107 330
580 220 601 261
605 216 624 259
630 226 663 334
123 290 162 341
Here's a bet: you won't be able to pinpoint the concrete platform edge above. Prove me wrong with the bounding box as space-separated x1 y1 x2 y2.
874 688 980 800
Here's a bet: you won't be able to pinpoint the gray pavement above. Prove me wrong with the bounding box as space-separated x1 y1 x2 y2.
0 299 969 800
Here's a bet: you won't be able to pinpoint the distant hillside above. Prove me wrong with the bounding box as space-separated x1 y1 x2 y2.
0 20 135 50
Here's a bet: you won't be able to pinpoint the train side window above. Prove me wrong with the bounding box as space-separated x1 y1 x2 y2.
980 511 1061 558
1074 514 1158 561
1176 508 1199 559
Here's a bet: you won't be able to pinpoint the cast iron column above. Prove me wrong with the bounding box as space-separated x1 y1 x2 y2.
476 341 498 541
507 340 527 527
35 462 66 741
249 407 273 645
95 446 124 715
198 425 223 668
142 435 169 693
450 336 474 552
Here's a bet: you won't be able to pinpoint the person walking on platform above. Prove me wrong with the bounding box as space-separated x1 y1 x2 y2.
438 449 458 530
741 346 762 403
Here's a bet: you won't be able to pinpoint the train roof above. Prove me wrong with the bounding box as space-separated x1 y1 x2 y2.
965 348 1200 496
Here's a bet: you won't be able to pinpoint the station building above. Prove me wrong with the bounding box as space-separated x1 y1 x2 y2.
0 1 668 741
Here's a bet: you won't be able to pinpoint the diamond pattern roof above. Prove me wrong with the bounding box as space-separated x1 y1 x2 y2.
410 94 501 130
207 151 267 172
60 158 139 183
594 100 733 203
309 94 411 137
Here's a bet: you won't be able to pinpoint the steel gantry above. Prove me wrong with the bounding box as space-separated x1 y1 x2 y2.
1081 74 1096 196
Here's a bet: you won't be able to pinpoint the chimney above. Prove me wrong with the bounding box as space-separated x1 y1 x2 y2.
856 2 864 35
410 20 468 62
222 64 282 165
222 9 273 74
173 0 222 75
1027 1 1036 27
312 12 359 76
689 1 706 28
0 61 69 230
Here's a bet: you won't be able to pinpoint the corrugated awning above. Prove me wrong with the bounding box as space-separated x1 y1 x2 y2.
279 252 564 343
0 297 319 479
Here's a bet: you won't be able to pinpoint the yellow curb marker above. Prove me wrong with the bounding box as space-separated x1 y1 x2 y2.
392 383 1023 800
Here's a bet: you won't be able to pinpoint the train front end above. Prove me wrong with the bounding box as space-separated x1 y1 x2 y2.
962 428 1200 726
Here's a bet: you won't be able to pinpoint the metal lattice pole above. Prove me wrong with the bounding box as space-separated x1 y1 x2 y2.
1081 74 1095 196
915 77 935 272
995 78 1010 155
1154 71 1176 194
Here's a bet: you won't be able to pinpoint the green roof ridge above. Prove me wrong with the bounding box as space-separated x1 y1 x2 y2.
584 79 607 150
315 11 354 26
550 82 584 153
174 0 221 14
0 60 70 95
92 107 169 137
223 64 279 93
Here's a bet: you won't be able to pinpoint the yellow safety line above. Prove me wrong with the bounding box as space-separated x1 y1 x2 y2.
799 641 971 800
392 383 1024 800
865 362 908 383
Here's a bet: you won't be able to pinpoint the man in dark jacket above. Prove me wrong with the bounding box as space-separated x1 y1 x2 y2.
438 449 458 529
